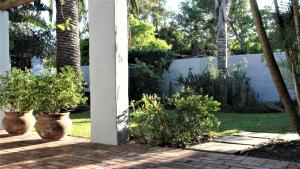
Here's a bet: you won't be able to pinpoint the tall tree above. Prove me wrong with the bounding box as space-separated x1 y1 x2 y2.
56 0 81 73
228 0 260 54
273 0 300 111
176 0 216 56
250 0 300 134
215 0 231 73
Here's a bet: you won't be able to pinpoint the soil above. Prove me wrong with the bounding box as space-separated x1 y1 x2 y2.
238 139 300 162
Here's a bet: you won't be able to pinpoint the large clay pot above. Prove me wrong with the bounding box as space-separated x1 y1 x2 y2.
2 111 36 135
35 112 72 140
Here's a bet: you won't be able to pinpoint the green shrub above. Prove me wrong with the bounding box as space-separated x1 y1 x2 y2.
129 15 171 51
0 68 36 113
128 51 177 101
129 50 178 72
176 65 260 112
129 61 162 100
80 38 89 66
130 88 220 147
35 67 87 114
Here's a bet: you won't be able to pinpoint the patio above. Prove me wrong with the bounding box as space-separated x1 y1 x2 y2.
0 130 299 169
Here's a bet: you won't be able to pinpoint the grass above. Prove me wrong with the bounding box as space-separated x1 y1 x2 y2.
69 111 91 138
215 112 295 134
69 111 295 139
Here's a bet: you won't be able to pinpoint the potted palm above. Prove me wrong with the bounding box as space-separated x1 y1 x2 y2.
35 67 86 140
0 68 36 135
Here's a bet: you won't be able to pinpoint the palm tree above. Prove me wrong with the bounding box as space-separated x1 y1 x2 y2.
250 0 300 135
214 0 230 74
273 0 300 111
55 0 81 73
214 0 230 109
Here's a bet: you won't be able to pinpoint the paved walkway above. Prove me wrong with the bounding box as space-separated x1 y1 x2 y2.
0 130 299 169
189 132 300 154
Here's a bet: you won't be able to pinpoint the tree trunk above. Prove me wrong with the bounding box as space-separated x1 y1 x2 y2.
215 0 230 109
56 0 81 73
274 0 300 111
291 0 300 110
215 0 230 74
250 0 300 134
292 0 300 47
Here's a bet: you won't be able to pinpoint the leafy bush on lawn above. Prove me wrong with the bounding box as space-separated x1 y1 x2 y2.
130 88 220 148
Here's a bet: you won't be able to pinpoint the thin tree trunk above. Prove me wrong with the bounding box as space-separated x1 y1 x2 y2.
215 0 230 110
274 0 300 111
291 0 300 110
292 0 300 46
56 0 81 73
250 0 300 134
215 0 230 74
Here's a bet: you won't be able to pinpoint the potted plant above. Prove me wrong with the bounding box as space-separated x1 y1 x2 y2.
35 67 86 140
0 68 36 135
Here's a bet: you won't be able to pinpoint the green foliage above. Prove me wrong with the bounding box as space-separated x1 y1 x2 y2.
129 50 177 71
228 0 260 54
129 50 176 100
130 89 220 147
80 38 89 66
9 2 55 69
129 0 170 29
129 61 162 100
130 15 171 51
35 67 87 114
10 22 55 69
176 64 261 112
174 0 216 56
158 24 191 55
0 68 36 113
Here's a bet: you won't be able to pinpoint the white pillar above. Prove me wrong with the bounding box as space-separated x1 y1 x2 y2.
89 0 129 145
0 11 10 129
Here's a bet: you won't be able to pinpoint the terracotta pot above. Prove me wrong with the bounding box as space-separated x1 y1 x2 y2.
35 112 72 140
2 111 36 135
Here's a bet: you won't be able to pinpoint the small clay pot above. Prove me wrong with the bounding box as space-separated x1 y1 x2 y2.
2 111 36 135
35 112 72 140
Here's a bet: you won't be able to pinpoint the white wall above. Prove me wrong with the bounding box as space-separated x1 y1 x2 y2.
0 11 10 129
163 53 295 102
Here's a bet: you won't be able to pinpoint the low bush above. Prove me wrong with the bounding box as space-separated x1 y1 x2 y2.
0 68 36 113
35 67 87 114
130 88 220 148
176 65 262 112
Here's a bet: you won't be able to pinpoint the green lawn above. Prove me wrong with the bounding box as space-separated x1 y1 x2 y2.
69 111 91 138
69 111 295 138
215 112 295 135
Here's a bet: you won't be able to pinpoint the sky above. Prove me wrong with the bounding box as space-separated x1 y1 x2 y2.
165 0 289 11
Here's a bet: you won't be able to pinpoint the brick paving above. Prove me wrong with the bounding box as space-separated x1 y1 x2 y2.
0 131 299 169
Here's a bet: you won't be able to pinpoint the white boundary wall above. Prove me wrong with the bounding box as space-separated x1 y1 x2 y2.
163 53 295 102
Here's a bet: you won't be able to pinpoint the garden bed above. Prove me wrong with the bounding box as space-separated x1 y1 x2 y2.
238 140 300 162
